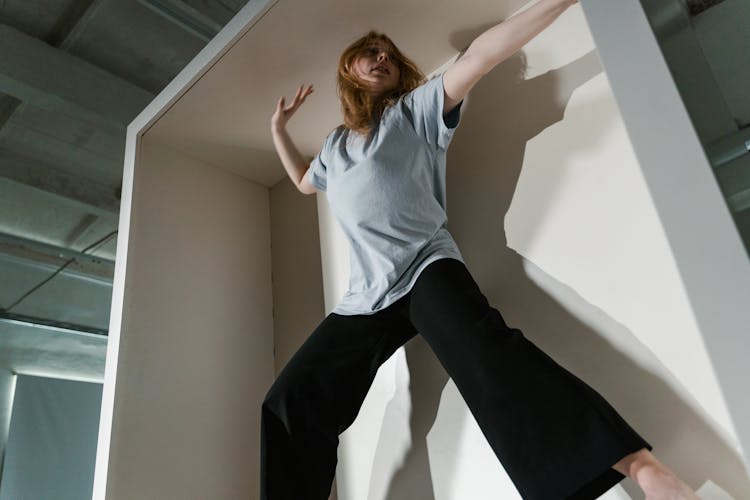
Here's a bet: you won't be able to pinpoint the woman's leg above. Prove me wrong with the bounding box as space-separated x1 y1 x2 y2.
406 257 652 500
260 298 417 500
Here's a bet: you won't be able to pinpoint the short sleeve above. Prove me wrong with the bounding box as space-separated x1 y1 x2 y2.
307 133 332 191
400 72 464 151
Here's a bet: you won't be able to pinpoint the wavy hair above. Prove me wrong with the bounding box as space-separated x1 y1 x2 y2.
337 31 425 137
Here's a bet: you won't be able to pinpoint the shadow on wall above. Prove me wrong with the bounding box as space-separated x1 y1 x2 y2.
366 49 750 500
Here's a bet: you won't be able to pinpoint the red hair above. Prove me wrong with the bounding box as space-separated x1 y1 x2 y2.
337 31 425 137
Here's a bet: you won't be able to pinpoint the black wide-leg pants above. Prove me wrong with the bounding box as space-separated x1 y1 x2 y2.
260 258 651 499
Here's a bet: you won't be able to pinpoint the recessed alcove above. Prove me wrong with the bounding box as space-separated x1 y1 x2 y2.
93 1 750 498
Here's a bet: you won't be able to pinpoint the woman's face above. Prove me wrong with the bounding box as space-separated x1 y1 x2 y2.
349 41 401 98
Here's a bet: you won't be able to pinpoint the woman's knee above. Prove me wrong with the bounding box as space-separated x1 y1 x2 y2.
262 367 335 434
262 367 303 424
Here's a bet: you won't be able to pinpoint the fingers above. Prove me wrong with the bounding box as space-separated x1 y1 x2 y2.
294 84 313 106
274 97 286 118
294 84 304 103
276 84 314 117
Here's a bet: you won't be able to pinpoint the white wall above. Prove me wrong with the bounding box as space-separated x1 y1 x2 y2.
101 142 275 499
268 177 333 498
317 4 750 499
582 0 750 480
505 22 732 440
268 177 326 374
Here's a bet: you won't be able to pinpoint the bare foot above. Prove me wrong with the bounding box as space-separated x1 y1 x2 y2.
636 463 700 500
613 449 699 499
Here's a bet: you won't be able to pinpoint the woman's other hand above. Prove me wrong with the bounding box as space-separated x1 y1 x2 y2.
271 84 314 132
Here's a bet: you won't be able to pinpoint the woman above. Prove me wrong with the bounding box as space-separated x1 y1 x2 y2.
266 0 698 498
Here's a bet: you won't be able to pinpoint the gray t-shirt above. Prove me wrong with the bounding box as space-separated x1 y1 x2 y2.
307 73 465 315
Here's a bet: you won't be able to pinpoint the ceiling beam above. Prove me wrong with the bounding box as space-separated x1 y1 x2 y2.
0 0 111 136
57 0 107 50
0 95 20 130
686 0 727 15
0 148 120 215
181 0 237 24
136 0 224 42
0 24 154 128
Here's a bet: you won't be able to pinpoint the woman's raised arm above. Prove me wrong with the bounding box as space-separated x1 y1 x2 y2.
271 84 318 194
443 0 577 115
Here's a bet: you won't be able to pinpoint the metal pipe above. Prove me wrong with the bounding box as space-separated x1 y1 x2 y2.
0 311 108 337
0 231 115 268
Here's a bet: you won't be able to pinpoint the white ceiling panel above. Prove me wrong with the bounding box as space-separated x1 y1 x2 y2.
146 0 523 185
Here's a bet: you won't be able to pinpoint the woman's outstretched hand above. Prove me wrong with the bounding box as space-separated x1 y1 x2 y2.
271 84 314 132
